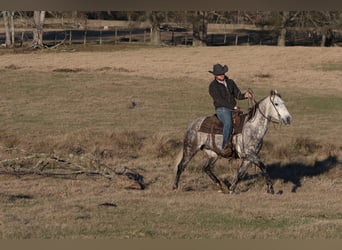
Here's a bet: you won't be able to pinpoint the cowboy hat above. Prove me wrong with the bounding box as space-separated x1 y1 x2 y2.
208 64 228 75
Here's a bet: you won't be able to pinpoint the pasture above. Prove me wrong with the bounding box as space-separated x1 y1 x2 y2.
0 44 341 239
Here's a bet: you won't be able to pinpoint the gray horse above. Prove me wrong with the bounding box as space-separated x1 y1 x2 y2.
173 90 292 194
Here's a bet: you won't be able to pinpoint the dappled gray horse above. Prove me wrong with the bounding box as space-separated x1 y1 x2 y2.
173 90 292 194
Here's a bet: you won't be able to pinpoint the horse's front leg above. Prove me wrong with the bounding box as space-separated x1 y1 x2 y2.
248 155 274 194
228 159 251 194
256 160 274 194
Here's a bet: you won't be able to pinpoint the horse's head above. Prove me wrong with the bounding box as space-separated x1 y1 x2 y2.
267 90 292 125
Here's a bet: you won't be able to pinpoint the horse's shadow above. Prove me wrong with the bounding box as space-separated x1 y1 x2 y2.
259 155 340 193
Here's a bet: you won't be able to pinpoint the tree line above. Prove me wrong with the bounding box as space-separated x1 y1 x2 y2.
1 11 342 48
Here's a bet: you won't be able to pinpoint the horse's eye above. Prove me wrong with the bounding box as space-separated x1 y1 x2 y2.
275 103 279 106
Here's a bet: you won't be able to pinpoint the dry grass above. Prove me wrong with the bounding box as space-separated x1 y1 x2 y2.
0 45 341 239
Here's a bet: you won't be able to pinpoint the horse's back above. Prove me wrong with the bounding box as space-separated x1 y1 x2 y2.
185 116 207 133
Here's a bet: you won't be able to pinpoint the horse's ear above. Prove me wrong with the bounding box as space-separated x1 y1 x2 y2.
270 89 281 98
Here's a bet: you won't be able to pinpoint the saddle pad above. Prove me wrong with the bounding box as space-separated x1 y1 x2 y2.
198 115 223 134
198 111 248 135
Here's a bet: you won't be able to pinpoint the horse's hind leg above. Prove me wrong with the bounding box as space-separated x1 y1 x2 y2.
202 154 222 191
173 147 199 190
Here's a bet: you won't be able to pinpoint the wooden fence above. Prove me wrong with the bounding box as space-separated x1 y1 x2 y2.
1 26 341 47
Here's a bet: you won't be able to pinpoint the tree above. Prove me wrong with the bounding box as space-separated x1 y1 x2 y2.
32 10 46 48
169 11 209 46
305 11 342 47
191 11 208 46
277 11 290 46
147 11 165 45
1 11 15 47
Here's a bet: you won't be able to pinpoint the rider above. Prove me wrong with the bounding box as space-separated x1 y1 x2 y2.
208 64 252 156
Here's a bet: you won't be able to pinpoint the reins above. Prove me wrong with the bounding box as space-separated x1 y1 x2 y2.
246 89 281 125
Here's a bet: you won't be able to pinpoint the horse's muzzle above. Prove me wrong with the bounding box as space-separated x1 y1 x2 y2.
282 115 292 125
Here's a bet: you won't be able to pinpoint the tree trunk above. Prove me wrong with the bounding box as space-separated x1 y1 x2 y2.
192 11 208 46
32 10 46 48
2 11 12 47
149 11 162 45
277 11 289 46
320 33 326 47
10 12 15 45
150 23 161 45
277 27 287 46
320 27 333 47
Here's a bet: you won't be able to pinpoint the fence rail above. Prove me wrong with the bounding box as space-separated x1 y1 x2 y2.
0 27 341 47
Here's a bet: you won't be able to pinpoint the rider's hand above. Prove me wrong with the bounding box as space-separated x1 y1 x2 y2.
245 91 253 99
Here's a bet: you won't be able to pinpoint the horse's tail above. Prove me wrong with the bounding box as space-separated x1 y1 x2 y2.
174 146 184 173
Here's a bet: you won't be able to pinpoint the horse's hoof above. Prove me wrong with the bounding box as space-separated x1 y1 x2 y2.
217 188 227 194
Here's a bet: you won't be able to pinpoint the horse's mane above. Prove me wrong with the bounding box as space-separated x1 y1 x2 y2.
246 91 282 122
246 102 259 122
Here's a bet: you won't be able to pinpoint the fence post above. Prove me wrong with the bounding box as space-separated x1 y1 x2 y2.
83 30 87 45
69 30 72 45
21 31 24 47
129 29 132 43
235 34 239 45
115 27 118 44
99 30 102 45
171 30 175 45
223 23 227 44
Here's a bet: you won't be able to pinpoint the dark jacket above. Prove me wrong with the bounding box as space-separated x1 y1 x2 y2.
209 76 246 110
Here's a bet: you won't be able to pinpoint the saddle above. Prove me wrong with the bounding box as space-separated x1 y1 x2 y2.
199 110 247 135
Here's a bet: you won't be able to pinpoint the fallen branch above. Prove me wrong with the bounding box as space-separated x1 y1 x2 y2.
0 146 147 189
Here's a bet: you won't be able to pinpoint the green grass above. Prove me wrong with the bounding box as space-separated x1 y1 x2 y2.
318 62 342 71
293 94 342 112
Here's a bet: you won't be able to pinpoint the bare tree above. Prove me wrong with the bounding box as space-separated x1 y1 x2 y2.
277 11 290 46
1 11 15 47
10 12 15 45
32 10 46 48
306 11 341 47
147 11 165 45
191 11 208 46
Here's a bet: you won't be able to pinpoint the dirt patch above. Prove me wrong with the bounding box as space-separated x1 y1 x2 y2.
52 68 84 73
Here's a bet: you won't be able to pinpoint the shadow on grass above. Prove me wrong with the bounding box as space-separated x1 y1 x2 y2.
186 155 340 193
266 155 340 192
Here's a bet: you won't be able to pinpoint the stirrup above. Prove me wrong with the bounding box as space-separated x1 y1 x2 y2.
212 145 234 158
221 145 233 157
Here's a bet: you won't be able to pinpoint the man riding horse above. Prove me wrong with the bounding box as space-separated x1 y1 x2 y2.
208 64 253 157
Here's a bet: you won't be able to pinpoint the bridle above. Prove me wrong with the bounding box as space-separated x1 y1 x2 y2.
247 89 282 124
266 94 283 124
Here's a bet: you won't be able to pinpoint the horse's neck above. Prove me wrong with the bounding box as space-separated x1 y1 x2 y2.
248 100 271 139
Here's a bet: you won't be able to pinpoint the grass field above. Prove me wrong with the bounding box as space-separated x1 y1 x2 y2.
0 44 341 239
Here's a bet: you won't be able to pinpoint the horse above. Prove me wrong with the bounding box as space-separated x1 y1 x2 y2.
173 90 292 194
